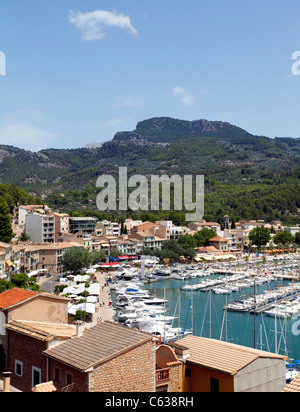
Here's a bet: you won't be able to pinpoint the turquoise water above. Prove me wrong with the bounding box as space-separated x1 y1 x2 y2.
144 277 300 361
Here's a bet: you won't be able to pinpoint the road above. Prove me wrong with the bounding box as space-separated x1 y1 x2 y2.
39 273 61 294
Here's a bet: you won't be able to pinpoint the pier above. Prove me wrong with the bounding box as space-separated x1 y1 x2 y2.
249 291 300 314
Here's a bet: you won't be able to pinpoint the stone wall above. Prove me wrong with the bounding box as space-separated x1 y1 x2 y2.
89 340 156 392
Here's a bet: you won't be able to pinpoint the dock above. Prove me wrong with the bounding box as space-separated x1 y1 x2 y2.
249 291 300 314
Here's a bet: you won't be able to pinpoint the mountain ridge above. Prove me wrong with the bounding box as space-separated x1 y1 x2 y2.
0 116 299 198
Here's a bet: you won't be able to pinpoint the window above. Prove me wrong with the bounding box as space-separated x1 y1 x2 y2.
54 367 61 382
32 367 41 388
185 368 191 378
66 373 73 386
15 360 23 377
210 377 219 393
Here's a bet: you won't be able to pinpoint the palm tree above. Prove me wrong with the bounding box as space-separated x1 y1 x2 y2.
277 243 284 253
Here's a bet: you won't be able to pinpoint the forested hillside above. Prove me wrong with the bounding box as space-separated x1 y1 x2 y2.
0 117 299 225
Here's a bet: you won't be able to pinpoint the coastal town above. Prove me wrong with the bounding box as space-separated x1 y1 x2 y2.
1 204 300 276
2 0 300 397
0 204 300 393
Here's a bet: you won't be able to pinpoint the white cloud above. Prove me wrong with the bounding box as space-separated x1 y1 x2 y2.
173 86 195 107
69 9 138 41
113 96 145 108
0 115 59 152
103 117 127 127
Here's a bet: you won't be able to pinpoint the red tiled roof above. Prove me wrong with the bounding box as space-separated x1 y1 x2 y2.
209 236 229 242
0 288 38 310
282 374 300 392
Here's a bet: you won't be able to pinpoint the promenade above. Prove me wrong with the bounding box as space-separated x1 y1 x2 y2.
91 271 115 325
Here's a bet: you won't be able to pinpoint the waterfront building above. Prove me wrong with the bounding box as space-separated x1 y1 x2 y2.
68 217 97 236
157 337 287 392
25 211 55 244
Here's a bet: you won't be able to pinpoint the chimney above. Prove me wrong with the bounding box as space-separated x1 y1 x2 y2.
75 321 85 337
172 344 190 362
2 372 12 393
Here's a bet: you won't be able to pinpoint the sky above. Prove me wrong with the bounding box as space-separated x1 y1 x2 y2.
1 0 300 151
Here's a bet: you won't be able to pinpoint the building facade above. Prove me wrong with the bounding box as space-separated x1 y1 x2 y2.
25 212 55 244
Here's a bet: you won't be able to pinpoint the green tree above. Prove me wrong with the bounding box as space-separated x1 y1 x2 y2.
178 234 196 250
0 214 15 243
182 248 196 260
75 310 87 321
0 200 10 216
110 250 123 259
62 247 92 273
248 226 271 250
194 228 217 248
19 232 31 242
90 250 106 264
10 273 29 288
273 231 295 247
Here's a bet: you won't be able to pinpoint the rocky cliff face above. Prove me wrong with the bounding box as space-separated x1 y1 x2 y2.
113 117 253 144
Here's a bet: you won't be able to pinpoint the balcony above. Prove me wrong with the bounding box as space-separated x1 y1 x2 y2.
156 368 170 386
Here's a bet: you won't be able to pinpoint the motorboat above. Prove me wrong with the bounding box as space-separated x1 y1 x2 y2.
213 287 232 295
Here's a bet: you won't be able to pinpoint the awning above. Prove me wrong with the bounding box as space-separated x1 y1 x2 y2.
68 303 96 315
28 270 39 276
100 263 121 267
6 260 13 267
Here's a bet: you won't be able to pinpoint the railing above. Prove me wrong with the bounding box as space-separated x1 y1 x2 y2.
61 383 74 392
156 368 170 385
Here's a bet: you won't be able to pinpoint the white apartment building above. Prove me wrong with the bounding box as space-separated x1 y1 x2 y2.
223 229 241 250
188 221 222 235
52 212 70 241
169 226 189 240
14 205 50 229
96 221 120 237
283 226 300 236
25 212 55 243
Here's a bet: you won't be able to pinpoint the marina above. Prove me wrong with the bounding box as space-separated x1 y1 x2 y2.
108 254 300 369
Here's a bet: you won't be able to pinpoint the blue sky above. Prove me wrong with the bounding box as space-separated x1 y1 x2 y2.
1 0 300 151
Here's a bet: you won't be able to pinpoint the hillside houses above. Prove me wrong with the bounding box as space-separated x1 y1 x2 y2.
0 205 297 279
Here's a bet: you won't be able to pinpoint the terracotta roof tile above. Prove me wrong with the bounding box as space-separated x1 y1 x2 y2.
32 381 57 393
6 320 76 341
209 236 229 242
282 374 300 392
177 336 286 375
44 322 153 371
0 288 38 310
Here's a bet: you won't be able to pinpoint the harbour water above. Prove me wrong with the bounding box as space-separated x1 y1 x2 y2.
144 276 300 361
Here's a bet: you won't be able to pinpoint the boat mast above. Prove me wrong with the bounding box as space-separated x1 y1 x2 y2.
254 277 256 349
209 289 212 339
178 290 181 339
220 294 228 342
191 289 194 335
164 287 166 343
